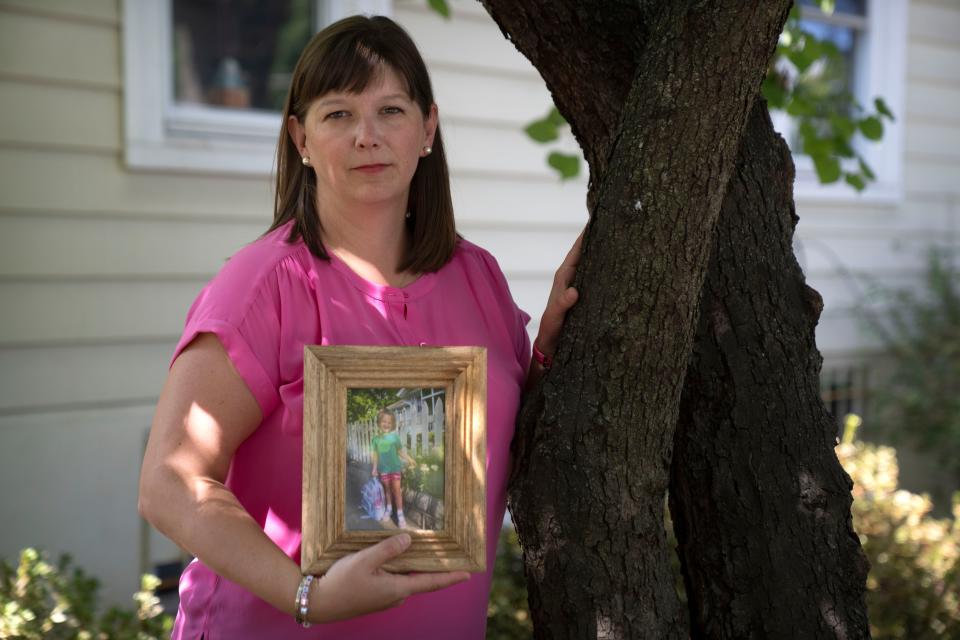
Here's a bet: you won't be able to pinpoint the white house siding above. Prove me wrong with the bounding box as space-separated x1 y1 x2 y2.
794 0 960 369
0 0 955 607
0 0 274 604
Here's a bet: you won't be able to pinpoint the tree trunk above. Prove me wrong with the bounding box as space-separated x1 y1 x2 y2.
480 1 793 637
478 0 873 638
669 100 872 639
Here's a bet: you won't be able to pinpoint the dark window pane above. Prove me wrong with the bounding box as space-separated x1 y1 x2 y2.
172 0 314 112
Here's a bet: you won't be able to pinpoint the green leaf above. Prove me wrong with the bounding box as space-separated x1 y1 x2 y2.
786 45 818 73
547 152 580 180
818 0 836 15
845 172 866 191
802 37 826 64
820 39 841 60
859 157 876 181
799 126 833 157
833 136 855 158
830 114 857 139
525 119 559 144
875 97 895 121
786 94 816 117
762 74 788 109
546 106 566 127
859 116 883 140
804 139 833 157
799 119 819 140
426 0 450 18
812 153 842 183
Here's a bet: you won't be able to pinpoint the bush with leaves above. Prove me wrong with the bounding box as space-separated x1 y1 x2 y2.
0 548 172 640
859 248 960 479
487 526 533 639
405 447 444 500
838 415 960 639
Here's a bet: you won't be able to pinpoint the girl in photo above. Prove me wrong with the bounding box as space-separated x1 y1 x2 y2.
370 410 415 528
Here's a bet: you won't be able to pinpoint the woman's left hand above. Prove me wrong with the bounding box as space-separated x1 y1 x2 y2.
534 228 583 363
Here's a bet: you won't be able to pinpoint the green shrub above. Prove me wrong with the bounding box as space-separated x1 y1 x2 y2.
860 247 960 478
838 414 960 639
0 548 172 639
406 447 444 500
487 525 532 639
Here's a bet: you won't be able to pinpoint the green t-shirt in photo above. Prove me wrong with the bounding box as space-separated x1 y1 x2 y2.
372 431 403 474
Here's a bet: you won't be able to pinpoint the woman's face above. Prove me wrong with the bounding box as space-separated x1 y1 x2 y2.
378 414 395 432
289 65 437 214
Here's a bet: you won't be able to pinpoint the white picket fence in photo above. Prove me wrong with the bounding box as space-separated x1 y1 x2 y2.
348 397 445 463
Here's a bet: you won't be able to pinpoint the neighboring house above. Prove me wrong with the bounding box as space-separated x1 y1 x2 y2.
0 0 956 605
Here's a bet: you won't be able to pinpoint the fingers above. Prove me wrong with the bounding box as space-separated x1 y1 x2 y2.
562 228 584 269
398 570 470 596
538 286 578 350
535 228 584 359
553 228 584 296
557 285 578 311
360 533 411 569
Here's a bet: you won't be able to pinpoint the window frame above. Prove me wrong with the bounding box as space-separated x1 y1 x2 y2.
122 0 392 175
770 0 908 205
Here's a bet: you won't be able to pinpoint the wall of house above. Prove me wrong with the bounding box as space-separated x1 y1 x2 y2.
0 0 956 606
794 0 960 366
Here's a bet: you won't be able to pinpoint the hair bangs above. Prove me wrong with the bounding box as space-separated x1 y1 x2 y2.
295 36 418 116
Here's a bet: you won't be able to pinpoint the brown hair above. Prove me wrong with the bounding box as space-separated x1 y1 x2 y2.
270 15 457 274
376 410 396 429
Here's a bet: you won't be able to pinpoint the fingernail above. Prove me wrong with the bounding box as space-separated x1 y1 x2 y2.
398 533 411 548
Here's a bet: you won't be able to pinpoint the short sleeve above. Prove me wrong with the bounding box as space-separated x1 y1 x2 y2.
170 263 283 418
473 246 532 367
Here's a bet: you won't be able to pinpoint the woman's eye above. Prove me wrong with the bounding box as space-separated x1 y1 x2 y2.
325 110 348 120
383 106 403 115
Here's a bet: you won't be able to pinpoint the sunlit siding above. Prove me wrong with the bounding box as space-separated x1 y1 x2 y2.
0 0 240 605
797 0 960 364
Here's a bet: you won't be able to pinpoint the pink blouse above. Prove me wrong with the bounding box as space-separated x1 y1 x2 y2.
168 221 530 639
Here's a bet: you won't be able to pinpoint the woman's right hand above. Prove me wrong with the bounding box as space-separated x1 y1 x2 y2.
309 534 469 623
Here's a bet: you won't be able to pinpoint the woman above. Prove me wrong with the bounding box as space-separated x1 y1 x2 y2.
139 14 580 639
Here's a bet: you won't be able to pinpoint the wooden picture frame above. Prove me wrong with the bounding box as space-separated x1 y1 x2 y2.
302 345 487 574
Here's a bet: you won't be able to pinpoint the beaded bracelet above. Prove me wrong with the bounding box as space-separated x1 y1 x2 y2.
294 574 315 628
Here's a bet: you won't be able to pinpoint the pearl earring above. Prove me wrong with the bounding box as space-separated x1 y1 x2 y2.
405 211 412 219
422 146 432 156
301 156 310 166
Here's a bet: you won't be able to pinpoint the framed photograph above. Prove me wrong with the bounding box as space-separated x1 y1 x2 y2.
301 345 487 574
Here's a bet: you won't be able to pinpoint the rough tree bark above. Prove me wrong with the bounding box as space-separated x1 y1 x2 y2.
479 1 872 638
669 100 871 638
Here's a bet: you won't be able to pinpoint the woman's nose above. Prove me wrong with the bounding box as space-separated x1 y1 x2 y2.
354 116 382 149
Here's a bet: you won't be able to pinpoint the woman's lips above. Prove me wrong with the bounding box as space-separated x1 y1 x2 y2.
354 163 389 174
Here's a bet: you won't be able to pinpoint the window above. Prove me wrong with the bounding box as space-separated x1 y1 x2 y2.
820 363 871 434
123 0 392 175
770 0 906 204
